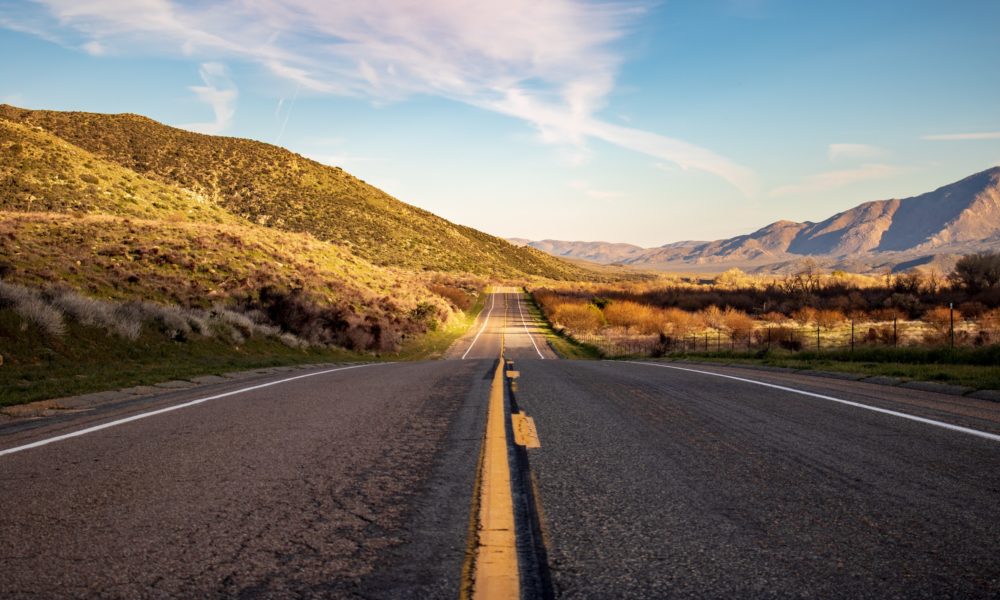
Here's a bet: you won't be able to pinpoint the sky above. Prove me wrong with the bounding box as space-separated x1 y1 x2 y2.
1 0 998 247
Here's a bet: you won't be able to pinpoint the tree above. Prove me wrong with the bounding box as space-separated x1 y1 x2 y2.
714 267 752 290
949 251 1000 293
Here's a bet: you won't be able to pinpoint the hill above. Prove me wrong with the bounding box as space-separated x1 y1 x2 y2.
508 238 648 264
0 105 504 356
0 104 589 280
517 167 1000 274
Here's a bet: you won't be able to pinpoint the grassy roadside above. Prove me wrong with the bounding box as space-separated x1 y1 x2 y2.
521 290 602 359
636 347 1000 391
0 292 489 407
390 289 488 361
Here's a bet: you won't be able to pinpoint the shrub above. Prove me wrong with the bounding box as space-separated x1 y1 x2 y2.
722 309 754 336
49 289 115 328
815 309 846 330
428 284 474 311
923 306 960 334
603 300 660 334
551 302 605 333
662 307 701 337
0 280 66 337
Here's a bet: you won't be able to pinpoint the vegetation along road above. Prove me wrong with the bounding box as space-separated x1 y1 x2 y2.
2 290 998 598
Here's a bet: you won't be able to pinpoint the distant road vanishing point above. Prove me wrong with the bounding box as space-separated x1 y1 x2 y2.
2 289 999 598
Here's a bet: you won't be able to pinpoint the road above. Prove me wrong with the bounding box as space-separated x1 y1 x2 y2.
0 361 490 598
445 287 557 361
2 289 999 598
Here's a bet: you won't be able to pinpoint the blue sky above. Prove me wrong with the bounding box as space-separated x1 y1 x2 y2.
1 0 998 247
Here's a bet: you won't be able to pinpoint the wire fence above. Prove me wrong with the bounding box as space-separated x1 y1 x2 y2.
573 319 985 359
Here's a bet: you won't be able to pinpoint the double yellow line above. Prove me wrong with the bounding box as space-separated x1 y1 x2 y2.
462 308 540 599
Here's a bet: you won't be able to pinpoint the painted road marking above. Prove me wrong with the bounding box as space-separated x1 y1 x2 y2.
514 292 545 359
512 411 541 449
0 363 384 457
468 347 520 598
629 362 1000 443
462 291 498 360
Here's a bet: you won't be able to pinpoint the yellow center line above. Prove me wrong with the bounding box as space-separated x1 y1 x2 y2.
473 350 520 599
464 309 521 599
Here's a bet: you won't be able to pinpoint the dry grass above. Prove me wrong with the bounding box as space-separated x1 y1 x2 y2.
0 280 307 347
0 280 66 337
0 104 600 280
531 286 1000 358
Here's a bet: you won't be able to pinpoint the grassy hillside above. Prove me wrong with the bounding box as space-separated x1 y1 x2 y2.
0 104 590 279
0 118 239 224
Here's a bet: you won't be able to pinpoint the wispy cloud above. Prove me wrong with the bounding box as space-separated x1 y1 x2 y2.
770 164 904 197
8 0 756 193
827 143 887 162
569 180 624 200
922 131 1000 141
81 39 106 55
180 62 238 134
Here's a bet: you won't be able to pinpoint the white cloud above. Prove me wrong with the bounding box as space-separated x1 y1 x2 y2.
922 131 1000 141
569 180 624 200
10 0 756 193
770 164 904 197
81 40 106 55
827 143 887 162
180 62 238 134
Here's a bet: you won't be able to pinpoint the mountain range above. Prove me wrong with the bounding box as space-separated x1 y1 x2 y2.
512 167 1000 274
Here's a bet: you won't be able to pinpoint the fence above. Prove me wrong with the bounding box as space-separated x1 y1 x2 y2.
571 317 984 359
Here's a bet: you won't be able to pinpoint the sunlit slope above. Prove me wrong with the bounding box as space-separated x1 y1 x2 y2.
0 104 590 279
0 116 460 350
0 118 239 224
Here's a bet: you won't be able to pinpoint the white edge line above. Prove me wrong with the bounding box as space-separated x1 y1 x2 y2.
515 290 544 359
625 361 1000 443
0 363 386 458
462 291 497 360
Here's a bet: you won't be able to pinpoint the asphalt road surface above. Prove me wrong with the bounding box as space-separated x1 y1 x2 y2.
515 360 1000 599
3 289 999 598
0 361 490 598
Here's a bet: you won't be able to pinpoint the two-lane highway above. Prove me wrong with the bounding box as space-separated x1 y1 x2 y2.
446 288 557 361
3 288 1000 598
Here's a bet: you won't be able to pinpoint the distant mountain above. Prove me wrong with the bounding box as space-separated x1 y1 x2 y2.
507 239 648 264
0 104 591 280
516 167 1000 274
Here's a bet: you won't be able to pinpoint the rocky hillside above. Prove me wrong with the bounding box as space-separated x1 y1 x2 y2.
0 104 589 280
519 167 1000 273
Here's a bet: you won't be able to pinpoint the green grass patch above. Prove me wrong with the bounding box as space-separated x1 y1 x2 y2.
522 290 602 359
